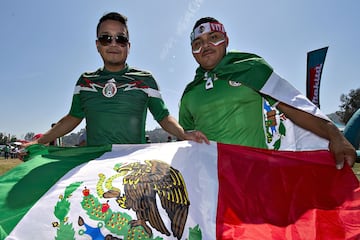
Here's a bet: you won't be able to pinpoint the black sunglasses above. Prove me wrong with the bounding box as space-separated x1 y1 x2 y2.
97 34 129 46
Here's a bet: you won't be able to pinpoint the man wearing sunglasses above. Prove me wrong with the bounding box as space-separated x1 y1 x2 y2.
179 17 355 169
26 12 208 147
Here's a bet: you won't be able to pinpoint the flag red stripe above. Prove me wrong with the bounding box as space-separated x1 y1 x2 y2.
216 143 360 239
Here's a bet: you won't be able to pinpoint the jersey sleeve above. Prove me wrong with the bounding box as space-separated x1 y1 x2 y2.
68 80 85 119
148 97 169 122
143 73 170 122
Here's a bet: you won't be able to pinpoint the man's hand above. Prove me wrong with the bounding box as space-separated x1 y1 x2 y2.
277 102 356 170
159 116 210 144
18 140 38 161
328 134 356 169
183 130 210 144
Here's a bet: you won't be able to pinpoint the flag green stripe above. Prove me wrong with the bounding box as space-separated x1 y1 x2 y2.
0 144 111 237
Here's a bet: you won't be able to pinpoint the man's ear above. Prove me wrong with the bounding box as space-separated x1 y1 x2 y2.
225 36 229 47
96 40 100 52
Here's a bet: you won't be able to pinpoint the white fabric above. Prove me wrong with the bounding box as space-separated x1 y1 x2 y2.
6 141 218 240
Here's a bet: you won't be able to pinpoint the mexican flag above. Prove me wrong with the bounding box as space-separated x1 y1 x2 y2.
1 141 359 240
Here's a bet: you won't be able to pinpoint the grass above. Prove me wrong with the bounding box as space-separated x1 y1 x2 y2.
0 157 23 176
353 162 360 180
1 156 360 180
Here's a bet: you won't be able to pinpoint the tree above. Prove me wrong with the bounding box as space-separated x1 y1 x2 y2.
337 88 360 124
146 128 176 143
0 133 5 144
62 132 80 146
24 132 35 142
0 133 14 144
10 136 17 142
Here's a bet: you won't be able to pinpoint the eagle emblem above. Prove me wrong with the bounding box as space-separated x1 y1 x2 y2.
103 160 190 239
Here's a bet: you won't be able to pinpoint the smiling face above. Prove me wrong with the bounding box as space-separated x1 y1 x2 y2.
190 21 228 71
96 19 130 72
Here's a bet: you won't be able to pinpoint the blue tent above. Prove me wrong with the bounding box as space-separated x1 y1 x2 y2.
343 109 360 161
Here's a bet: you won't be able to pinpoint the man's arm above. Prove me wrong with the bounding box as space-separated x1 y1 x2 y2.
26 114 83 146
159 115 209 144
277 102 356 169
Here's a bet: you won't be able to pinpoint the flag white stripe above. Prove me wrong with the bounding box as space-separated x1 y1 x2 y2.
262 72 329 120
261 72 329 150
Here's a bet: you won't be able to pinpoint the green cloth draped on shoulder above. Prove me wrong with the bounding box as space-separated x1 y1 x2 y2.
182 51 273 96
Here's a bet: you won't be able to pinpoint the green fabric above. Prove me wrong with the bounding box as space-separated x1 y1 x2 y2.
179 51 276 147
0 144 111 237
180 79 269 148
182 51 273 96
69 65 169 145
3 146 9 153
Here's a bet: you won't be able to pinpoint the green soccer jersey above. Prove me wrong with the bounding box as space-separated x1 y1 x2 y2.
179 77 272 148
69 65 169 146
180 51 330 150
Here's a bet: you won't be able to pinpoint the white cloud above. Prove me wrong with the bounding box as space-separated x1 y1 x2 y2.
160 0 204 60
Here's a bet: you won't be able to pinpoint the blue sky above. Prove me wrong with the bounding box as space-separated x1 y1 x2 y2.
1 0 359 139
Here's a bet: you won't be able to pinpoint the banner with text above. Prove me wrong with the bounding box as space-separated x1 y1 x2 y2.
306 46 328 108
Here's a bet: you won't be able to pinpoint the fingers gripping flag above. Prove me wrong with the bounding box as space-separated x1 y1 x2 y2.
0 142 359 240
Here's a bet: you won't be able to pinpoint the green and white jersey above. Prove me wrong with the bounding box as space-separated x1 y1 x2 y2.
180 51 330 150
69 65 169 146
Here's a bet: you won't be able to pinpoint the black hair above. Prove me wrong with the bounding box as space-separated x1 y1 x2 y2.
96 12 129 37
192 17 221 31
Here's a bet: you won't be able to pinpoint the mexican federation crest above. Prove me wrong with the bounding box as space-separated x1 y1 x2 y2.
102 79 117 98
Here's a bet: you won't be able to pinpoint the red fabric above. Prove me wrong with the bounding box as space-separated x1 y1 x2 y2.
32 133 43 140
216 143 360 240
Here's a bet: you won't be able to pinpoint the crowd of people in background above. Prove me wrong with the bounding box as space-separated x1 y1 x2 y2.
0 144 20 159
0 124 64 160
